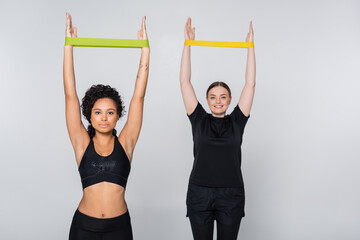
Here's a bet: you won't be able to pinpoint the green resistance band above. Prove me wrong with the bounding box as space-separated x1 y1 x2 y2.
65 37 149 48
185 40 253 48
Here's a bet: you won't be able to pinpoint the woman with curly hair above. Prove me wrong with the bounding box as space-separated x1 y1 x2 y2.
180 18 255 240
63 13 149 240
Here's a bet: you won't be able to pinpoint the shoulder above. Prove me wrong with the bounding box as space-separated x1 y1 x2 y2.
188 102 208 124
229 104 250 123
188 102 207 118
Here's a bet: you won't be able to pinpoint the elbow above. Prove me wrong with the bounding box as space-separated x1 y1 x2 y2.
64 91 78 101
245 81 256 89
132 94 145 102
180 77 191 87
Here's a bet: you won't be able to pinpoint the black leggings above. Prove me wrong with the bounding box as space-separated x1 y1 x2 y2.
69 209 133 240
190 219 242 240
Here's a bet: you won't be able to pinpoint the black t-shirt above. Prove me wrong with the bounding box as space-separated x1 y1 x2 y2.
188 102 249 188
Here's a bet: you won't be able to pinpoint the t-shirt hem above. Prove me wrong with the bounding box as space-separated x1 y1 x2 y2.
189 178 244 188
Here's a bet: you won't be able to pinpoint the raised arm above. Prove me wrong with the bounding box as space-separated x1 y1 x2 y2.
238 21 256 117
119 17 150 161
63 13 89 163
180 17 198 115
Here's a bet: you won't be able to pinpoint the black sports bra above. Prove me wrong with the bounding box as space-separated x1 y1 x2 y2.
78 137 131 190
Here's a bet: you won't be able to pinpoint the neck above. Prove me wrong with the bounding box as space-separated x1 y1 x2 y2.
211 112 225 118
93 132 114 145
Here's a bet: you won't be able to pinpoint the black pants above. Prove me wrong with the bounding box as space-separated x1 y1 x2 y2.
69 209 133 240
186 183 245 240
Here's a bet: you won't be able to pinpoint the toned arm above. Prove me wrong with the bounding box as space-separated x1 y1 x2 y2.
180 18 198 115
238 21 256 117
63 13 90 164
119 17 150 161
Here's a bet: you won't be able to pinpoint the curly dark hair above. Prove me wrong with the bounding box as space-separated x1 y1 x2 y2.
81 84 125 138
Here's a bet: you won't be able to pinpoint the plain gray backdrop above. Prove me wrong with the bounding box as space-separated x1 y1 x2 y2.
1 0 359 239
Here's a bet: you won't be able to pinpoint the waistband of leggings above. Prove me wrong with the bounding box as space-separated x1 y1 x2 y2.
73 209 131 232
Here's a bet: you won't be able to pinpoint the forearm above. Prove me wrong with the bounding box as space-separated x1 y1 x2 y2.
180 45 191 85
123 48 149 145
238 47 255 116
132 48 150 99
63 45 78 97
245 47 256 87
63 44 83 141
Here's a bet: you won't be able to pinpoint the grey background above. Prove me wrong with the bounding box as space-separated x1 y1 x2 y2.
1 0 359 239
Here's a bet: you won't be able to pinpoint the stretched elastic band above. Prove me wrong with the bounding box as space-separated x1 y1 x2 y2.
185 40 253 48
65 37 149 48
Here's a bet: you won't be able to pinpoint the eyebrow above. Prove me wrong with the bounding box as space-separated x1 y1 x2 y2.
93 108 116 111
209 94 227 96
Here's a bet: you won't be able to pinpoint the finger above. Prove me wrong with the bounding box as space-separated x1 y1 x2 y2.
141 16 147 39
66 13 70 31
250 21 253 34
73 27 77 38
141 16 145 30
69 13 73 30
143 17 147 36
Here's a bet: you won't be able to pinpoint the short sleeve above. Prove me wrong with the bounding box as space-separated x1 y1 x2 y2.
187 102 207 125
229 105 249 127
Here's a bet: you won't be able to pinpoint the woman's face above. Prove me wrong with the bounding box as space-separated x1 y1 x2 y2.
90 98 119 135
206 86 232 117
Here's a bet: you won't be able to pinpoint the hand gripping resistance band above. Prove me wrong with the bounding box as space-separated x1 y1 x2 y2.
185 40 253 48
65 37 149 48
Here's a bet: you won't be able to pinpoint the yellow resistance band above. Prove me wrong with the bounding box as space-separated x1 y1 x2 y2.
65 37 149 48
185 40 253 48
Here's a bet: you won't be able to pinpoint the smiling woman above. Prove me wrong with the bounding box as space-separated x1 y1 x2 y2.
63 13 150 240
206 81 232 117
179 17 256 240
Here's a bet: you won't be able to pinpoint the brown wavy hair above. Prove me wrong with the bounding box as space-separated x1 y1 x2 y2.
206 81 232 98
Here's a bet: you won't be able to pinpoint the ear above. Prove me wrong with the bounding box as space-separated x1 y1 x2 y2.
206 96 211 106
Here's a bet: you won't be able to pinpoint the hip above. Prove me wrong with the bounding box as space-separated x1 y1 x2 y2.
186 183 245 214
69 208 133 239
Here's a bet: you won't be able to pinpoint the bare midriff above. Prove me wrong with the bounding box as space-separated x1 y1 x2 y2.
78 182 127 218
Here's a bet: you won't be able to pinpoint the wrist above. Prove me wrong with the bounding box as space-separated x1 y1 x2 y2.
141 47 150 52
64 45 73 50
